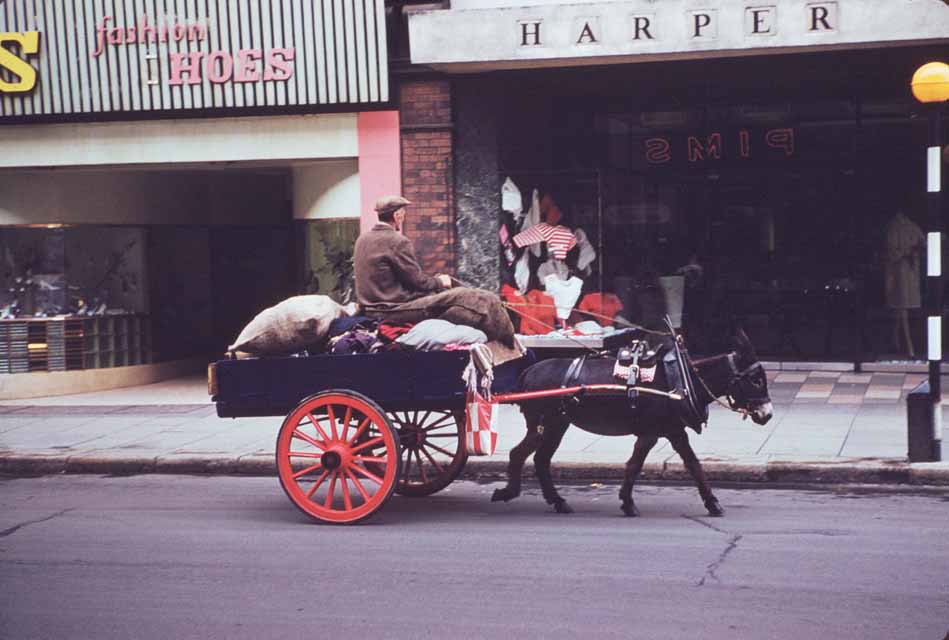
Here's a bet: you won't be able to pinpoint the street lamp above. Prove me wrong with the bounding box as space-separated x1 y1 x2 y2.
910 62 949 461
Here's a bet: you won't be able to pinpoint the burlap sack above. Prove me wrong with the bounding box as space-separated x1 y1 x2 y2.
228 295 346 355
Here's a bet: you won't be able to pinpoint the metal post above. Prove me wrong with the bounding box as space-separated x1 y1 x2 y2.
925 106 943 461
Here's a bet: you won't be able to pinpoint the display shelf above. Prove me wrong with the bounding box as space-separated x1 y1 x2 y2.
0 315 151 373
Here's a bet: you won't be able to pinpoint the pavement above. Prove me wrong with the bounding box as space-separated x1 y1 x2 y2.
0 371 947 485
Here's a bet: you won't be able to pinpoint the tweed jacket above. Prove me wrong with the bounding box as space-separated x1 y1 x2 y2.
354 223 443 309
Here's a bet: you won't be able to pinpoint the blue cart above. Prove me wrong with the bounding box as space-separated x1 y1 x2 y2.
209 349 528 524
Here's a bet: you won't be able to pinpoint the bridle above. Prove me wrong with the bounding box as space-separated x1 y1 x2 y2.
690 351 767 417
723 353 769 409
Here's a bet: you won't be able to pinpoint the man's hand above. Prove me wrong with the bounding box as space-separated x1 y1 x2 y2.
436 274 453 289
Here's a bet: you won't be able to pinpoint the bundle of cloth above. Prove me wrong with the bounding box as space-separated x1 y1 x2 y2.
227 294 492 358
328 317 489 355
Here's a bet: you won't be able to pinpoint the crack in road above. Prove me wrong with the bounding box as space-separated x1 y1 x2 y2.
682 514 730 535
0 509 74 539
697 534 743 587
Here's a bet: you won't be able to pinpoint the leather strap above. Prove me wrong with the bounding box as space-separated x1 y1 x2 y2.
561 356 586 389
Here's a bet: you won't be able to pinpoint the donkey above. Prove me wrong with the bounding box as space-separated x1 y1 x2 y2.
492 329 773 517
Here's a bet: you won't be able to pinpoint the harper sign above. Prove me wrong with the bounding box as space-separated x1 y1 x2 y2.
409 0 949 71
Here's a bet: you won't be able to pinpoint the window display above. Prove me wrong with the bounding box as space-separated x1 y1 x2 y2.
0 226 149 373
494 56 945 362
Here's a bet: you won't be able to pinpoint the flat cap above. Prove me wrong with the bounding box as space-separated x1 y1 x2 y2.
374 195 411 214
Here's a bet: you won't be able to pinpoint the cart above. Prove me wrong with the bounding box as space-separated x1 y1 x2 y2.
209 331 641 524
209 349 530 523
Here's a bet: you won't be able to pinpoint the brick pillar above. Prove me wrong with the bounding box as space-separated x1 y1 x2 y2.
399 79 454 275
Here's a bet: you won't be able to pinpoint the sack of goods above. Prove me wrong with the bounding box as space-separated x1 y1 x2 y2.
228 295 348 356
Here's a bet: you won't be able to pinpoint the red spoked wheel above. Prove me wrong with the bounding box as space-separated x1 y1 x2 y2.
276 390 401 524
388 410 468 497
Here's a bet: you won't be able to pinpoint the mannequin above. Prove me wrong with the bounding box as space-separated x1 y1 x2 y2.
884 211 924 357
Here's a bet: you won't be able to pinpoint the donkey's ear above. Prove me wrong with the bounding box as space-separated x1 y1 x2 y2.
733 326 749 343
732 326 756 356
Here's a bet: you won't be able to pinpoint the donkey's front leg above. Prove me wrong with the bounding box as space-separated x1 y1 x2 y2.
667 430 724 517
533 418 572 513
491 409 543 503
619 432 659 517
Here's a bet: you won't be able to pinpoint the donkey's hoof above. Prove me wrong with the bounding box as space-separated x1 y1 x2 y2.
621 502 640 517
705 499 725 517
491 488 517 503
553 500 574 514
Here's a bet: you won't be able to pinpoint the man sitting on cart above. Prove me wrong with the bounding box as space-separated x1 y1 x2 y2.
354 195 524 365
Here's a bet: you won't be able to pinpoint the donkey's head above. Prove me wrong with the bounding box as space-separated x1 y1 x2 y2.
725 328 773 425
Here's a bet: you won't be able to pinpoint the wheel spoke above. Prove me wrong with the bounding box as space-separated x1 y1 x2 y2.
423 423 456 434
420 446 446 474
422 414 456 431
324 472 339 509
288 451 323 459
292 463 323 479
352 436 384 454
351 463 383 485
415 450 429 484
306 413 333 444
426 442 455 457
403 446 413 481
346 417 372 445
292 428 327 451
340 473 352 511
305 470 331 499
327 405 339 441
340 406 353 442
417 410 431 427
354 455 387 463
425 433 459 438
345 469 370 501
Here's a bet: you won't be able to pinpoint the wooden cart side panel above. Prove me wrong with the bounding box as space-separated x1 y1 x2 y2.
213 350 471 417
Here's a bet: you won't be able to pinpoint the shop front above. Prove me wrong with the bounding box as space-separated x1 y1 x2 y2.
0 0 397 396
404 0 949 366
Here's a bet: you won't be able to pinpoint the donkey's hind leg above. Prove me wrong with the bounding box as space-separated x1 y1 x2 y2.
491 408 543 503
667 430 724 517
619 432 659 517
533 417 572 513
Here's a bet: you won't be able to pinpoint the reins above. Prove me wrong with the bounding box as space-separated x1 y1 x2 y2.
447 274 756 417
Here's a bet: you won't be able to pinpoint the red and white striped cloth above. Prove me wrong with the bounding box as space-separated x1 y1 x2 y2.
512 223 577 260
465 391 499 456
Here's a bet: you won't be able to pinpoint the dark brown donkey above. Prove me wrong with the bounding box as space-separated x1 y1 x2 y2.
492 329 773 517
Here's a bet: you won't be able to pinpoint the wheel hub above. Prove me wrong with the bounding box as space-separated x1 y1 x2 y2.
321 444 354 472
321 450 342 470
399 424 425 449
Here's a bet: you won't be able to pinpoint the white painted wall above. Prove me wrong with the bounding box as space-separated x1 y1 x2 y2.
292 161 361 220
0 113 358 168
0 169 288 225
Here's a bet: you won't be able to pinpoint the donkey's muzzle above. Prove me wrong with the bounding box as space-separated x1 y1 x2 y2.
751 402 774 425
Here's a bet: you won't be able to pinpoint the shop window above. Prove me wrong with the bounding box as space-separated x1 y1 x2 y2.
0 225 150 372
496 67 934 363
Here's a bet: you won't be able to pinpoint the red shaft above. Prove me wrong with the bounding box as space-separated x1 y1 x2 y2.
492 384 628 404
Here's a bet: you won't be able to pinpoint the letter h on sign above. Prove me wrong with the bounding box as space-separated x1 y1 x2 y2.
519 20 542 47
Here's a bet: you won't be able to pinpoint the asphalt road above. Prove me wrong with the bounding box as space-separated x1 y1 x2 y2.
1 475 947 640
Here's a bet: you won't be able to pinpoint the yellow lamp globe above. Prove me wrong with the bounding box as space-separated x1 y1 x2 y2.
911 61 949 104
